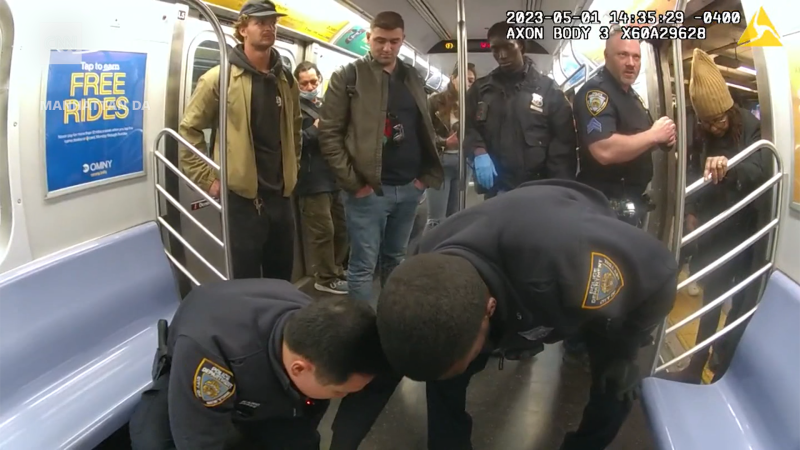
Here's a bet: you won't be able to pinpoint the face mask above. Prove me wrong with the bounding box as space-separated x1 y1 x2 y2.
300 86 320 100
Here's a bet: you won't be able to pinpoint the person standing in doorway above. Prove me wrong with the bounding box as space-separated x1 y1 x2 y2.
178 0 301 281
424 62 476 231
294 61 349 295
318 11 443 306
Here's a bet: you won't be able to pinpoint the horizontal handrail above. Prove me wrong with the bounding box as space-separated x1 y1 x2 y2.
667 262 772 334
685 139 779 196
164 250 200 286
682 171 782 246
155 127 220 171
157 216 226 281
155 184 223 248
679 217 778 290
656 304 758 372
154 150 221 212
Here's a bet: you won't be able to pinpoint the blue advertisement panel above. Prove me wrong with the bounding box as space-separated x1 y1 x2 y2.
44 50 148 195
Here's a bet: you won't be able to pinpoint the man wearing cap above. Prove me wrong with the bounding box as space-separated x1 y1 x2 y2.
178 0 301 281
663 48 768 384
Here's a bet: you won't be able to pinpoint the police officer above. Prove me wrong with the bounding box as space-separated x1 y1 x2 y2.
464 21 577 199
329 179 678 450
128 279 388 450
573 28 676 227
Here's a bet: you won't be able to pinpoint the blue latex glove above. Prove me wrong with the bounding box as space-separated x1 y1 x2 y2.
473 153 496 189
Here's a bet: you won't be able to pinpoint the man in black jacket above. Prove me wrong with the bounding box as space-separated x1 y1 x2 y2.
330 179 678 450
129 279 388 449
295 61 349 295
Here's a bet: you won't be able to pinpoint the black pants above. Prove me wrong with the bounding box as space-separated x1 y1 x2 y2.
129 372 328 450
228 191 295 281
330 332 633 450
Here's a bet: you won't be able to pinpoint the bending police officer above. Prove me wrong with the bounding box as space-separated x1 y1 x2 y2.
573 29 675 227
465 22 578 198
329 179 678 450
129 279 388 449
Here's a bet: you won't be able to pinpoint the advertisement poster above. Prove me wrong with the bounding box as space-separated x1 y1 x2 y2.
788 38 800 210
333 25 370 56
43 50 147 196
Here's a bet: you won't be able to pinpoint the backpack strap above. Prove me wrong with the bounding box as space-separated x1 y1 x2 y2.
343 61 357 97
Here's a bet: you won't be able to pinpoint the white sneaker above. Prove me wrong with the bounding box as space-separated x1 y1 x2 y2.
314 279 349 295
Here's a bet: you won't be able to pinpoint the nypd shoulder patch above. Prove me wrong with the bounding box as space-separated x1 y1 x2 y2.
194 358 236 407
582 252 624 309
586 90 609 116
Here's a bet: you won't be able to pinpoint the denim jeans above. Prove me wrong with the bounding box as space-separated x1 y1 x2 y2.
342 181 424 305
425 152 459 231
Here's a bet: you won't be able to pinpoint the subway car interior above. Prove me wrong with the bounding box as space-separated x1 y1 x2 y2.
0 0 798 448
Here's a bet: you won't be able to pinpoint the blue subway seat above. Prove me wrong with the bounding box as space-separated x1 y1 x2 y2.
641 270 800 450
0 222 181 449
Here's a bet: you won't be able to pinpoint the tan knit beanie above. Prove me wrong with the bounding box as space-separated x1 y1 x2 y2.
689 48 733 120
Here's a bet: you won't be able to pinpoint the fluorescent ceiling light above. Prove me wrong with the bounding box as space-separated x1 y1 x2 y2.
727 82 757 92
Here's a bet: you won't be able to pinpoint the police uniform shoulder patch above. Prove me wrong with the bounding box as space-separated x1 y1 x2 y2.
194 358 236 407
586 90 608 116
582 252 624 309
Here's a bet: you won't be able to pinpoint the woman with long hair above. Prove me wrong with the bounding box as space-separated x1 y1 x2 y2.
424 62 476 231
666 48 769 384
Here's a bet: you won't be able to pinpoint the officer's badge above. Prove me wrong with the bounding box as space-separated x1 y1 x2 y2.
582 252 624 309
530 93 544 113
194 358 236 407
276 96 282 107
586 90 608 116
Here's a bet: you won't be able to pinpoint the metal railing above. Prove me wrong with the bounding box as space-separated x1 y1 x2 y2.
650 138 784 374
455 0 468 211
153 0 231 285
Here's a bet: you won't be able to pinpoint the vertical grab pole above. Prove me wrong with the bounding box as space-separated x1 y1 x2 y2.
456 0 468 211
650 0 688 374
185 0 232 279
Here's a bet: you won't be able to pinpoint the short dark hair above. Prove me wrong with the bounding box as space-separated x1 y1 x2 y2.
376 253 489 380
284 297 389 384
487 21 513 41
294 61 321 80
371 11 404 31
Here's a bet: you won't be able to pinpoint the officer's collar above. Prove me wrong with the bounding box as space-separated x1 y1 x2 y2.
268 310 305 403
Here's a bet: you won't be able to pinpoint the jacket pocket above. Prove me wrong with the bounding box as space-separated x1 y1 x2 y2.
522 127 548 176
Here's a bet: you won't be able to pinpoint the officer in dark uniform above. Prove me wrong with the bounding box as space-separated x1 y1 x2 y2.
128 279 387 450
573 29 676 227
329 179 678 450
464 21 577 199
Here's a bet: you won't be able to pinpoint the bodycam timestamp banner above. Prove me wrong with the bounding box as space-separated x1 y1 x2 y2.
43 50 148 197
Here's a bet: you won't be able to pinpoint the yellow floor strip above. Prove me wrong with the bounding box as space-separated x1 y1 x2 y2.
668 269 726 384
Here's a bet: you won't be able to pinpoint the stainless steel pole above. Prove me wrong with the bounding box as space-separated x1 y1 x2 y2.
185 0 232 279
456 0 468 211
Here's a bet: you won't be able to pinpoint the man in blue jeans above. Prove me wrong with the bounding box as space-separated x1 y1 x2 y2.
318 11 443 305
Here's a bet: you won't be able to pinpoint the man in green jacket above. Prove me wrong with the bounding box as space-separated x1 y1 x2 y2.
318 11 444 305
178 0 302 281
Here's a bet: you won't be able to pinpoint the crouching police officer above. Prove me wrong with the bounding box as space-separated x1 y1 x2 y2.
129 279 388 450
464 21 577 199
330 179 678 450
573 29 675 227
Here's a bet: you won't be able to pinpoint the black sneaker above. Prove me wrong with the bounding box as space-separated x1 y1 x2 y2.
314 279 348 295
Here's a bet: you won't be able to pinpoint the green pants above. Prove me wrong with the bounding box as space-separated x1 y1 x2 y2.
299 192 348 285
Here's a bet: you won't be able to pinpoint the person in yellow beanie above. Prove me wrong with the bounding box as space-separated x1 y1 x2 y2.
665 48 769 384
